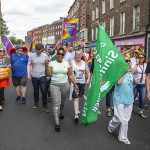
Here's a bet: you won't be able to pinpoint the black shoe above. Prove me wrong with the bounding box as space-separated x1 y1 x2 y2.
55 125 60 132
59 113 64 119
15 96 20 102
48 97 53 102
22 97 26 104
74 114 79 122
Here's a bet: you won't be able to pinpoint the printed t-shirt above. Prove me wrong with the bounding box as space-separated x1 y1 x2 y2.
49 60 70 84
28 53 49 78
10 53 28 77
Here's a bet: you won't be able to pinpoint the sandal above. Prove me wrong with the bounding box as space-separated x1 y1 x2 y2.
59 113 64 119
108 126 113 133
139 113 147 119
106 111 112 117
123 141 131 145
55 125 60 132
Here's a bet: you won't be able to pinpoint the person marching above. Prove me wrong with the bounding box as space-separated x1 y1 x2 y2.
70 50 90 122
0 46 11 111
45 47 78 132
108 57 136 145
10 44 28 104
27 43 50 112
133 53 147 118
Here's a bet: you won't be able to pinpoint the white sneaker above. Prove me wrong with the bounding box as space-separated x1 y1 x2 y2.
74 114 79 122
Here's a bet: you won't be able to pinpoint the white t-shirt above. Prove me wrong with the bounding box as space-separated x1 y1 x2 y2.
49 60 70 84
133 63 147 84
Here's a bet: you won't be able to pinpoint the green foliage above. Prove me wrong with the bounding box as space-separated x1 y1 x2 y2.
1 16 10 38
9 36 24 45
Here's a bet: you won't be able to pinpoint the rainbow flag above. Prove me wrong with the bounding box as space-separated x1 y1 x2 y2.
87 54 93 70
24 41 30 53
61 18 78 44
30 31 36 53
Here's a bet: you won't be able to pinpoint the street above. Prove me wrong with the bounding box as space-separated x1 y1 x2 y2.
0 80 150 150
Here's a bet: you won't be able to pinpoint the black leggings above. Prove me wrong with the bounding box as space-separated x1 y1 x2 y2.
0 88 4 105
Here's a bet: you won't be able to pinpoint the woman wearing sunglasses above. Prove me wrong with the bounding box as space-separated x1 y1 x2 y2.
108 57 136 145
0 47 11 111
45 47 78 132
133 53 147 119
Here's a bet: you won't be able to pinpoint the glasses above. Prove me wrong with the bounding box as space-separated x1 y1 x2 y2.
0 50 5 52
125 60 130 62
139 57 144 59
57 53 64 56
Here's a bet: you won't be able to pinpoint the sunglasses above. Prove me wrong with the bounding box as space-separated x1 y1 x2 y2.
0 50 5 52
125 60 130 62
139 57 144 59
57 53 64 56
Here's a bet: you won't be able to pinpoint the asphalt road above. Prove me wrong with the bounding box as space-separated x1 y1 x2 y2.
0 80 150 150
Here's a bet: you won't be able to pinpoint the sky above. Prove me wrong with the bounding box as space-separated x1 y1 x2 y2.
2 0 74 40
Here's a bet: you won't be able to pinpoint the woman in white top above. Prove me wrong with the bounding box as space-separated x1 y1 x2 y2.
45 48 78 132
70 50 91 122
133 53 147 118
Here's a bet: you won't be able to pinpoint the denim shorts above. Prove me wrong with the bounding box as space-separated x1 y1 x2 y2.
72 83 85 99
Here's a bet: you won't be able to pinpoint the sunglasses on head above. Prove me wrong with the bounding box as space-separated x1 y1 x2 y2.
125 59 130 62
0 50 5 52
57 53 64 56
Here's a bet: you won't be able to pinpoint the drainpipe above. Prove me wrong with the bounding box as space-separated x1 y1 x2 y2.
145 0 150 58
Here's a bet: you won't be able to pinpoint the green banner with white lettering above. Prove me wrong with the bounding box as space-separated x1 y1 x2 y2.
81 24 128 127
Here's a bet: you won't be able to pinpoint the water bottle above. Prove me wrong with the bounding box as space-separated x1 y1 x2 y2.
74 84 79 97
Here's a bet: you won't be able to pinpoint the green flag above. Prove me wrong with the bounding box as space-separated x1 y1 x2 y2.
81 24 128 127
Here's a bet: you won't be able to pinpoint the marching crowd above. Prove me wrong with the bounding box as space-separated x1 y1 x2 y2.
0 43 150 145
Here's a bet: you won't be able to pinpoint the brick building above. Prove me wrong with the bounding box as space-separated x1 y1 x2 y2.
27 17 64 47
91 0 150 58
67 0 92 43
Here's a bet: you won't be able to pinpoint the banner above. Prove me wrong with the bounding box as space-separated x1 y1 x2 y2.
61 18 78 44
0 57 11 79
81 24 128 127
2 36 13 56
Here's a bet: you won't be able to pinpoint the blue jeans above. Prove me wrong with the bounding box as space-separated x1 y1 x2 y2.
32 76 47 106
106 86 114 108
134 84 146 111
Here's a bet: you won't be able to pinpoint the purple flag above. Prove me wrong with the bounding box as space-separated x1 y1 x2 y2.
2 36 13 56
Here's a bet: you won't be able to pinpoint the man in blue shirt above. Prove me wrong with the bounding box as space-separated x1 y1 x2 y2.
10 44 28 104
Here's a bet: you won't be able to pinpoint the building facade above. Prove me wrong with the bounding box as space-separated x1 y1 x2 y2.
67 0 92 43
91 0 150 58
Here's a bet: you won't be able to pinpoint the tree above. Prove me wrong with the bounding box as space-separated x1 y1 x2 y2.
9 36 24 45
1 15 10 38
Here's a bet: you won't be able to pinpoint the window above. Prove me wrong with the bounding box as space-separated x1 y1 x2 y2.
92 28 94 41
102 0 106 14
133 4 140 31
95 27 98 40
96 6 99 19
120 0 125 3
120 12 125 34
110 0 114 9
92 9 95 21
102 21 106 30
110 17 114 37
